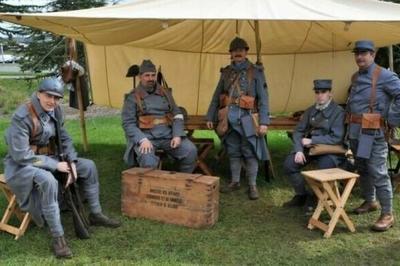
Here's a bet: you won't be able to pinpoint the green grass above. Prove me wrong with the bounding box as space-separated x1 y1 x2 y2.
0 79 40 115
1 116 400 265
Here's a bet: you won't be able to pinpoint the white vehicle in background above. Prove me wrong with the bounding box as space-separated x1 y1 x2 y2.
0 54 17 63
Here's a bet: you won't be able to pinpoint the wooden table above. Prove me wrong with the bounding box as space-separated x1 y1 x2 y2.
302 168 359 238
185 116 298 180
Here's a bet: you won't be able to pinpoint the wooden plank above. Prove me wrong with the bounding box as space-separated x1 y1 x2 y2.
309 218 329 232
0 223 20 236
302 168 359 181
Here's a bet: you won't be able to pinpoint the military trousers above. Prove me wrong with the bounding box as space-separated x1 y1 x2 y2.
283 153 340 196
134 137 198 173
350 138 393 214
224 129 259 185
31 157 101 237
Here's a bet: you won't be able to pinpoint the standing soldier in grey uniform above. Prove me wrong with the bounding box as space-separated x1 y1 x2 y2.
206 37 269 200
3 79 121 258
283 80 346 212
347 40 400 231
122 60 197 173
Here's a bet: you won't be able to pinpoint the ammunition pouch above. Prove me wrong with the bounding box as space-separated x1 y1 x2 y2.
239 95 255 110
219 94 230 107
347 113 384 129
138 115 171 129
361 113 383 129
30 143 56 155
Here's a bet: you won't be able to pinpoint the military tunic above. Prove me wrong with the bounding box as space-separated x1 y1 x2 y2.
347 62 400 214
283 101 346 195
121 84 197 173
206 59 269 185
4 94 102 237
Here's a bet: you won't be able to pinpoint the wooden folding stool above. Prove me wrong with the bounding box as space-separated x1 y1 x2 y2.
0 174 31 240
190 137 214 176
302 168 359 238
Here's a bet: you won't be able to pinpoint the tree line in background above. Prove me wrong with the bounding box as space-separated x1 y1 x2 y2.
0 0 108 73
0 0 399 74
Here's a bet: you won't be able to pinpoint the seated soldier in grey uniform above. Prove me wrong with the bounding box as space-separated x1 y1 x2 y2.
122 59 197 173
4 79 121 259
283 79 346 212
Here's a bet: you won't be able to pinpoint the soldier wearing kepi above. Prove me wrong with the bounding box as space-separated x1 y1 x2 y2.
206 37 269 200
122 59 197 172
347 40 400 231
3 79 121 259
283 80 346 212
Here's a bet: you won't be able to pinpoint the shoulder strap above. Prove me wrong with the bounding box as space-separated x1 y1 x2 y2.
133 89 145 115
369 66 382 113
159 86 175 113
351 72 358 84
246 65 255 95
26 101 40 140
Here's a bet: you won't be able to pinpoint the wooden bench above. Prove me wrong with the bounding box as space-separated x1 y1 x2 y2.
302 168 359 238
0 174 31 239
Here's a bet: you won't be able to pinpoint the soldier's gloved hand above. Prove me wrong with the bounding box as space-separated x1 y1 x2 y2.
294 151 307 164
57 162 70 173
206 121 214 129
170 137 181 149
301 138 312 147
139 139 153 154
258 125 268 136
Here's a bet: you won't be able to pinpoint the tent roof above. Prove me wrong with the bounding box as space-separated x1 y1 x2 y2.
1 0 400 54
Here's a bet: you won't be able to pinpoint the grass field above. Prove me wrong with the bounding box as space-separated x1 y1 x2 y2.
0 115 400 265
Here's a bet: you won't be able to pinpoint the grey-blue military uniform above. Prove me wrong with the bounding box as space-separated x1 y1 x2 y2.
206 59 269 186
121 84 197 173
3 94 102 238
284 100 346 196
347 62 400 215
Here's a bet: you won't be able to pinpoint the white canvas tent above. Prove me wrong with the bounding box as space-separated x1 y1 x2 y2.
2 0 400 114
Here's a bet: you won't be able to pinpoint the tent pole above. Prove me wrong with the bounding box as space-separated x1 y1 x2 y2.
68 38 89 152
389 45 394 71
254 20 262 64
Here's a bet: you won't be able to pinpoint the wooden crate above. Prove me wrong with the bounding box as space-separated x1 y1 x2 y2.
122 168 219 228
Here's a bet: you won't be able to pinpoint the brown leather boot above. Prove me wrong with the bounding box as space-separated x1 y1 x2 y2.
353 201 379 215
89 213 122 228
52 236 72 259
220 181 240 193
371 213 394 232
248 185 259 200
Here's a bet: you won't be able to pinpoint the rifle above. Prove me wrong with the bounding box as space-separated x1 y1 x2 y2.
53 116 90 239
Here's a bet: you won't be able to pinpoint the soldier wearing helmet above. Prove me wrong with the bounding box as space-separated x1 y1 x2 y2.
3 78 121 258
206 37 270 200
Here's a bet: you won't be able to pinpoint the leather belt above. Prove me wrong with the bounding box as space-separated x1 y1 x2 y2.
346 113 385 127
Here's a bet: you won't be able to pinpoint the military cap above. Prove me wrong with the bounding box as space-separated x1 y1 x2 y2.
313 79 332 91
139 59 156 74
352 40 375 53
229 37 249 52
126 64 140 77
38 78 64 98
